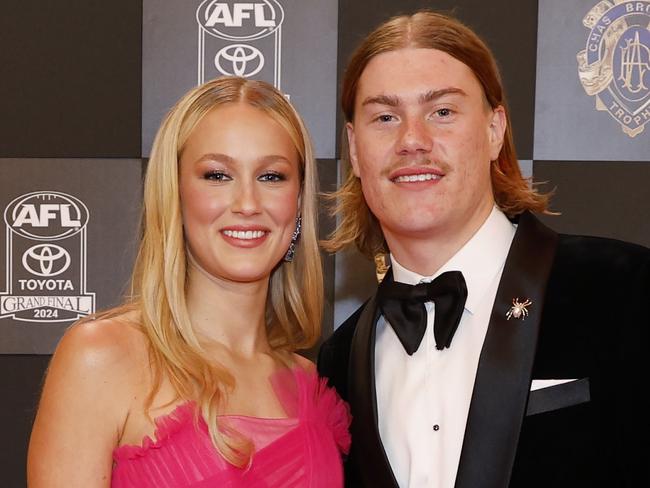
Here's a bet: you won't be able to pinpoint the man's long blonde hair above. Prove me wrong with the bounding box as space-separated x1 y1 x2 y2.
323 11 551 259
99 77 322 466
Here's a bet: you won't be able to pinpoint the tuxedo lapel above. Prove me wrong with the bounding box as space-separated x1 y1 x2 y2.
348 295 399 487
455 212 558 488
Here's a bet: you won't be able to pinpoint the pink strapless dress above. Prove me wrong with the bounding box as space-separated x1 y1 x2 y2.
111 368 351 487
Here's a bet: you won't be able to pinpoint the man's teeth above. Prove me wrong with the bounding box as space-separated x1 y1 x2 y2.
394 173 441 183
223 230 266 239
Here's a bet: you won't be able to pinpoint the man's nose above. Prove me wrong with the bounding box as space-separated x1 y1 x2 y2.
396 117 433 155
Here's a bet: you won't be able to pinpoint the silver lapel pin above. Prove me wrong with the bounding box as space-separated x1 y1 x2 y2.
506 298 532 320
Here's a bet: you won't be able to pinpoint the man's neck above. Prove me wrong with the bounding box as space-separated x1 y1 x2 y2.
385 204 495 276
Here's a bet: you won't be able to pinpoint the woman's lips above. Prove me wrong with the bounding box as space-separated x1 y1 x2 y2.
220 227 270 247
222 229 267 240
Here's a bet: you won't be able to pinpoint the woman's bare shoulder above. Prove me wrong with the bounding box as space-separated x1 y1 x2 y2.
28 312 151 485
46 311 151 405
291 352 316 373
61 312 147 369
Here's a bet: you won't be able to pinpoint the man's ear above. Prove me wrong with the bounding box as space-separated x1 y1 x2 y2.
488 106 507 161
346 122 361 177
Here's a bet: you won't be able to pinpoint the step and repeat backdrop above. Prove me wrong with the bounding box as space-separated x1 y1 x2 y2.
1 0 649 484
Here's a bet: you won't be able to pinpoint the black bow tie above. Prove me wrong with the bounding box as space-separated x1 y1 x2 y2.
377 269 468 355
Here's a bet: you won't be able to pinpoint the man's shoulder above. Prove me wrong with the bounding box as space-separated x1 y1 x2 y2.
544 233 650 303
518 212 649 273
555 232 650 273
318 300 372 399
322 301 369 352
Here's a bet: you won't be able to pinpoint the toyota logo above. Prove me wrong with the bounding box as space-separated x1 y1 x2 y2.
22 244 71 277
214 44 264 77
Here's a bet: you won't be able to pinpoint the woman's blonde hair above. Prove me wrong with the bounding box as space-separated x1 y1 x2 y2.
323 11 551 259
99 77 322 466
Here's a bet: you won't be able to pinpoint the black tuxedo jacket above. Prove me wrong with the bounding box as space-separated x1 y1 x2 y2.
318 212 650 488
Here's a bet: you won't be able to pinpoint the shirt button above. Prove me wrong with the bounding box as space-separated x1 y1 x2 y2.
433 424 440 431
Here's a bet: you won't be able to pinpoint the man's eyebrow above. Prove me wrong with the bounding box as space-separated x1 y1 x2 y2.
418 88 467 103
361 94 401 108
360 88 467 109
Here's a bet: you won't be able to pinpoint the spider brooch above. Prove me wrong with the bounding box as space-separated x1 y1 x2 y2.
506 298 532 320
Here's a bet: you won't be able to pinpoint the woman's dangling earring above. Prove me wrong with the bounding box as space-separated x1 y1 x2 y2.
284 215 302 262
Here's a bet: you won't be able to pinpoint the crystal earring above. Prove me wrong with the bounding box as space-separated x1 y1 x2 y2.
284 216 302 262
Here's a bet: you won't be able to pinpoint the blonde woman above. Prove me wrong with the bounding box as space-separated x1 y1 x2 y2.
27 77 350 487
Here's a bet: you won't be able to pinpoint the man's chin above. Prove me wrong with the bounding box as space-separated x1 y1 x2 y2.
382 219 448 241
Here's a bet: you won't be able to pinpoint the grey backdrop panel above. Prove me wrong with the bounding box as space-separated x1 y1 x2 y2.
0 159 142 354
142 0 339 158
534 0 650 160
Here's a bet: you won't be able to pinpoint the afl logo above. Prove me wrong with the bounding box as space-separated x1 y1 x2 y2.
4 191 89 241
197 0 284 41
215 44 264 77
22 244 71 277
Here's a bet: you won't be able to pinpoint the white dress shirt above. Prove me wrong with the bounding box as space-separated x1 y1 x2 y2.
375 207 516 488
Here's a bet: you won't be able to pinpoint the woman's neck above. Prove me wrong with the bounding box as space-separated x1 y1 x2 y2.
184 255 271 356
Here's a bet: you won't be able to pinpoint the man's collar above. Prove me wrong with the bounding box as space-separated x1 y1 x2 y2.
390 207 516 314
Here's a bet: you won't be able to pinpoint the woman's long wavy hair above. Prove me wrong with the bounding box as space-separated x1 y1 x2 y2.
323 11 551 259
97 77 322 466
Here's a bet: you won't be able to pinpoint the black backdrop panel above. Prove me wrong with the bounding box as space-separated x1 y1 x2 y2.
317 158 339 346
336 0 538 159
0 0 142 158
535 161 650 248
0 355 50 488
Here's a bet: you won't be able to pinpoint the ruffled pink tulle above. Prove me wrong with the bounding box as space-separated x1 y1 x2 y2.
111 368 351 487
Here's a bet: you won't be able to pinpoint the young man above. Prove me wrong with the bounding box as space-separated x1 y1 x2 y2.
319 11 649 488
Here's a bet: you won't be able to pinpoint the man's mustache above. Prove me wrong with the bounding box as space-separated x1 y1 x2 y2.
381 158 451 178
